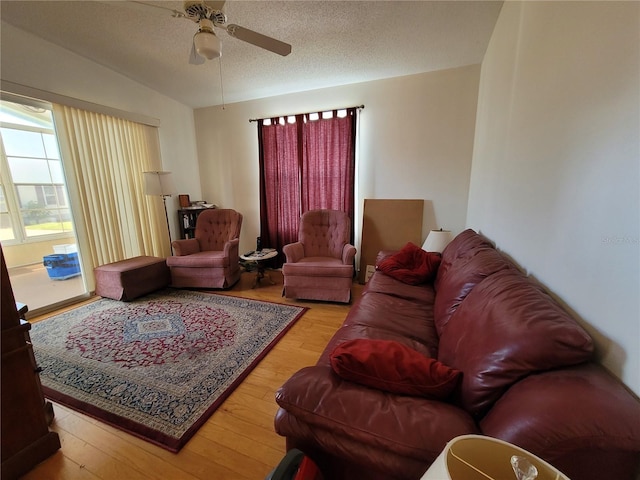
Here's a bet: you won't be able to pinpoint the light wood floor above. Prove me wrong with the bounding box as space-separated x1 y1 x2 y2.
24 270 364 480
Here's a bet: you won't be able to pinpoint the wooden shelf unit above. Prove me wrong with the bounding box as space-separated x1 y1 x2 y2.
178 207 214 239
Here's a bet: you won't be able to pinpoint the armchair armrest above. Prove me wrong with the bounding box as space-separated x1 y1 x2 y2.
172 238 201 256
341 243 357 265
283 242 304 263
224 238 240 263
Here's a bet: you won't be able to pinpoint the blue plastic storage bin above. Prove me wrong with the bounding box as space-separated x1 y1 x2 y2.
43 252 81 280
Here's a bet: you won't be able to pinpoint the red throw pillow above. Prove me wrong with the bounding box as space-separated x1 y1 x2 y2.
330 339 462 399
377 242 442 285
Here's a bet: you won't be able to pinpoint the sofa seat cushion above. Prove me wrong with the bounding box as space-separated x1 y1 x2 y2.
166 250 228 268
283 257 353 278
377 242 441 285
365 270 435 303
275 365 479 462
275 409 436 480
438 269 594 418
330 339 461 399
320 325 437 369
333 290 438 355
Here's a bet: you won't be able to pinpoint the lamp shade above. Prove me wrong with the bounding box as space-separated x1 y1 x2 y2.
194 29 221 60
420 435 569 480
422 229 453 253
143 171 176 197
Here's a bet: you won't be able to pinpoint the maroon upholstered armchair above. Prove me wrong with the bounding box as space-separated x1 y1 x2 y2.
167 209 242 289
282 209 356 303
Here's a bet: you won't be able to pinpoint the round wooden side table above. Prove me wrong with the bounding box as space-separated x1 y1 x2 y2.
240 249 278 288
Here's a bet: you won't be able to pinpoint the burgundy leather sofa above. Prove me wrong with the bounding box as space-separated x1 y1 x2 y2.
274 229 640 480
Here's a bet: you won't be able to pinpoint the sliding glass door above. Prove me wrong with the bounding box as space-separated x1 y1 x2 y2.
0 98 87 315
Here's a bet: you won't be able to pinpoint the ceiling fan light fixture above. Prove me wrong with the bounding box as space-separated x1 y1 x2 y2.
194 26 221 60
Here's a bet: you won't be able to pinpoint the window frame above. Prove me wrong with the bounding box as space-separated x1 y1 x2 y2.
0 103 72 245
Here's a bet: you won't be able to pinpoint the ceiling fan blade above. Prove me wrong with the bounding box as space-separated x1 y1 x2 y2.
204 1 226 12
189 40 205 65
225 24 291 56
130 1 183 17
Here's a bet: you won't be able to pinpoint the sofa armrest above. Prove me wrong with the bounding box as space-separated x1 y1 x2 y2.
341 243 356 265
172 238 200 256
480 363 640 480
283 242 304 263
375 250 399 267
276 365 478 459
224 238 240 263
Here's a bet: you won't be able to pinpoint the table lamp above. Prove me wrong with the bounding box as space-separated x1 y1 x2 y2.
422 229 453 253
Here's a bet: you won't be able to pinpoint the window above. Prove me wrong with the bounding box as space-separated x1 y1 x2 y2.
258 108 358 262
0 183 12 241
0 100 72 242
1 94 161 313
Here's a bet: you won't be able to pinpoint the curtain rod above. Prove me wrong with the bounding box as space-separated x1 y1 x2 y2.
248 104 364 123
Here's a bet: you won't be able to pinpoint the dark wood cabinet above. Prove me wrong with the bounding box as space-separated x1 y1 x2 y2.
178 207 214 239
1 248 60 479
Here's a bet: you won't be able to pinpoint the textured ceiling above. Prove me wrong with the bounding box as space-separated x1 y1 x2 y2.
0 1 503 109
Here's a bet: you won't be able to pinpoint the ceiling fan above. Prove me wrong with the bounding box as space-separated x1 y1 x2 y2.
156 0 292 64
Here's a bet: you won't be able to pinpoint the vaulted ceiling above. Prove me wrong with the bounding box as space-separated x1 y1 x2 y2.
1 1 503 109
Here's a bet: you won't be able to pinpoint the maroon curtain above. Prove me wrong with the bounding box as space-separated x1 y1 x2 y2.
258 118 301 257
258 108 357 263
301 109 356 221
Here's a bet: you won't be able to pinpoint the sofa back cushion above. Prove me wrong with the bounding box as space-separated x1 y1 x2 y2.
435 229 494 285
437 269 594 418
433 230 516 335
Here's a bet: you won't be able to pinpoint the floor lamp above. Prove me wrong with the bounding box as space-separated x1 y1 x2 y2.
143 171 176 254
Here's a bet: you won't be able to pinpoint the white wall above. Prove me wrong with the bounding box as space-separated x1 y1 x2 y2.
194 65 481 257
0 22 201 243
467 2 640 394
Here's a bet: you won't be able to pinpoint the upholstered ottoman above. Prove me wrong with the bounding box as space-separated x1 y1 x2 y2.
94 256 170 301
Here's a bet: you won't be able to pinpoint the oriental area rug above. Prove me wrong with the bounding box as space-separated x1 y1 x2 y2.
30 289 307 452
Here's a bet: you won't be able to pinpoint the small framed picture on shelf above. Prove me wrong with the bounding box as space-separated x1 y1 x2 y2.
179 194 190 208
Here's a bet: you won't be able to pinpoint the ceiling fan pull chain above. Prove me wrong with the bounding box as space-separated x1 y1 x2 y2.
218 57 226 110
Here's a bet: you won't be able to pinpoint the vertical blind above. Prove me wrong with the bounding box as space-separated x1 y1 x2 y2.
53 104 168 287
